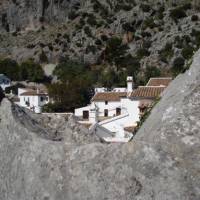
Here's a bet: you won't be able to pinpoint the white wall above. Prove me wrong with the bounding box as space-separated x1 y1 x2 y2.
75 105 91 117
99 98 140 133
19 95 49 110
112 88 126 92
94 101 121 117
95 88 107 93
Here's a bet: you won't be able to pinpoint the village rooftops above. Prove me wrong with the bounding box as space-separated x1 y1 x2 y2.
92 92 127 102
130 86 165 99
146 77 172 87
20 89 48 96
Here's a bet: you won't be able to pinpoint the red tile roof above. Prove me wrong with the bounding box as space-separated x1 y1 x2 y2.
92 92 127 101
146 77 172 87
131 86 165 98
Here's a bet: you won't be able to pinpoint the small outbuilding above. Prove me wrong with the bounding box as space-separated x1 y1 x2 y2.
17 88 49 113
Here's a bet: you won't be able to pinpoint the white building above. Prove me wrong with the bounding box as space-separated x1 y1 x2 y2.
17 88 49 113
0 74 11 91
75 77 172 142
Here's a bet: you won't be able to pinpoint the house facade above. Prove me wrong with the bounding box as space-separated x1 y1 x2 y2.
0 74 11 91
75 77 172 142
17 88 49 113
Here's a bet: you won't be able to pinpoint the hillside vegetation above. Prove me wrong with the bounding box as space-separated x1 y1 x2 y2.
1 0 200 111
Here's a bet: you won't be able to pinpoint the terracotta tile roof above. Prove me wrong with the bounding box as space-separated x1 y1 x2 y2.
124 126 136 133
146 77 172 87
131 86 165 98
92 92 127 101
20 90 48 96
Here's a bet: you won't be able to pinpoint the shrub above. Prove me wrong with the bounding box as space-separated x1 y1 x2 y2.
172 57 185 76
84 26 92 37
95 39 102 46
181 46 194 59
170 7 187 21
159 42 174 63
87 14 97 26
68 11 78 20
19 60 45 82
86 45 97 54
191 15 199 21
143 18 156 29
144 66 161 83
181 3 191 11
140 4 151 12
39 50 48 63
122 22 135 32
0 58 20 80
136 48 150 59
104 37 129 66
101 34 108 41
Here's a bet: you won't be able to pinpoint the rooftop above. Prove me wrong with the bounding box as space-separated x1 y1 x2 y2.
20 89 48 96
146 77 172 87
131 86 165 98
92 92 127 101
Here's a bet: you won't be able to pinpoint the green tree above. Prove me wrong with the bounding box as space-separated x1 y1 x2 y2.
46 77 93 112
104 37 129 68
172 57 185 76
19 60 45 82
0 58 20 80
53 60 86 81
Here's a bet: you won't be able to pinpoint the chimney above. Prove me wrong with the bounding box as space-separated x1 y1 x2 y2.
127 76 133 92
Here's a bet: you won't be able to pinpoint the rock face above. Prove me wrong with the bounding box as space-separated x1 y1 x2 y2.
0 0 80 32
1 50 200 199
1 0 200 67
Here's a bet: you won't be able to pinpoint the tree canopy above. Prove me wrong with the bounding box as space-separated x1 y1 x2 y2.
0 58 45 82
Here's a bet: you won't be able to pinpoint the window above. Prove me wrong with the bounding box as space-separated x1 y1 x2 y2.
105 101 108 105
116 108 121 116
40 96 44 102
83 111 89 119
104 109 108 117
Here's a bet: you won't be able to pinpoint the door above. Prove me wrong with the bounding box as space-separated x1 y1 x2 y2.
104 109 108 117
116 108 121 116
83 111 89 120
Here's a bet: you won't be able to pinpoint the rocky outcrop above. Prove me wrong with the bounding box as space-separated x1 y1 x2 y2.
0 0 81 32
0 50 200 199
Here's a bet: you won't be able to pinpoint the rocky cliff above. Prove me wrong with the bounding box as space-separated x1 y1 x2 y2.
0 48 200 199
1 0 200 70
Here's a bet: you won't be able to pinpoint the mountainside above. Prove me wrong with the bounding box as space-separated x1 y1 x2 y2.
1 0 200 75
0 48 200 199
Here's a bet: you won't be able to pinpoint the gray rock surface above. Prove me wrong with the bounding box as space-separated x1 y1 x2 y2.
1 50 200 199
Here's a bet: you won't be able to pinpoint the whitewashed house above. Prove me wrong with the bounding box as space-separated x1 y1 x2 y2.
17 87 49 113
75 77 172 142
0 74 11 91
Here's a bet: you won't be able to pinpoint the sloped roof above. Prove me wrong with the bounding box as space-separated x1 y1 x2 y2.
20 90 48 96
146 77 172 87
92 92 127 101
131 86 165 98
